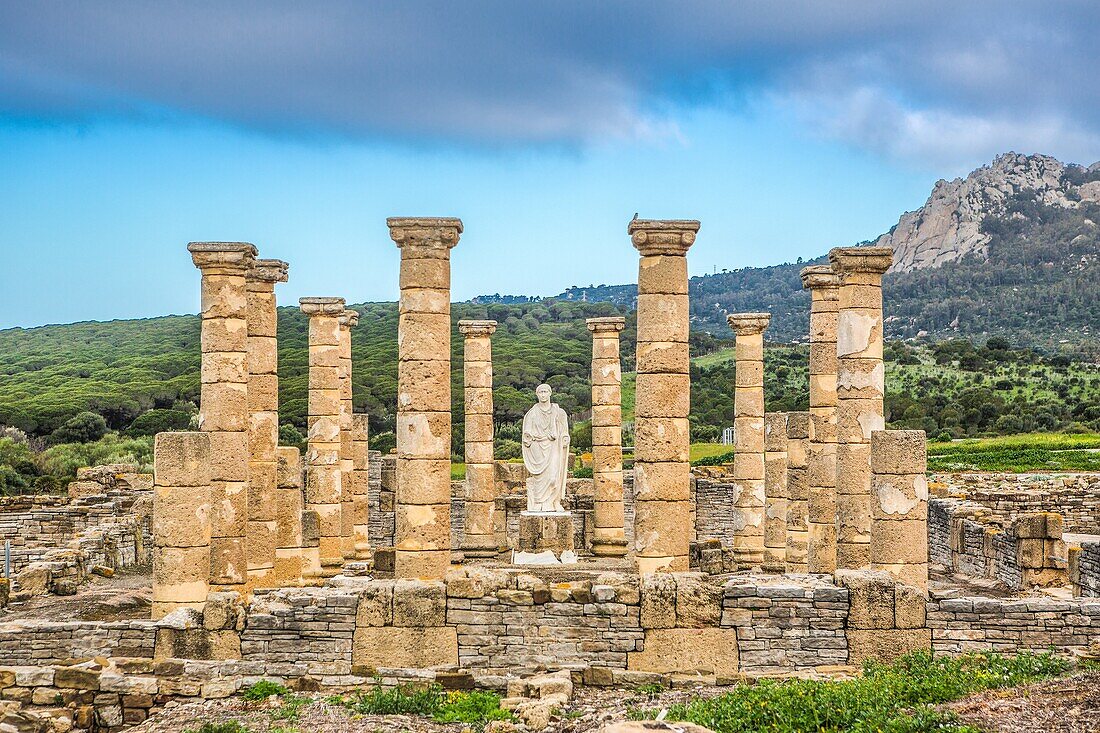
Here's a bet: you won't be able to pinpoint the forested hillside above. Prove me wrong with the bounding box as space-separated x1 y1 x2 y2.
560 189 1100 352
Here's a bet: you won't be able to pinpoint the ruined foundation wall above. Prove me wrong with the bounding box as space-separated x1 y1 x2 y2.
937 473 1100 534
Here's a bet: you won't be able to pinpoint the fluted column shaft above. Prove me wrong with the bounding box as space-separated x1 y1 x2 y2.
188 241 256 593
802 265 840 573
831 246 893 570
587 316 628 557
460 319 499 558
630 218 698 574
245 259 287 590
728 312 771 569
300 296 346 581
390 217 462 579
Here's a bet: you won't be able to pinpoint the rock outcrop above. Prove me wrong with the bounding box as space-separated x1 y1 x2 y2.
877 153 1100 273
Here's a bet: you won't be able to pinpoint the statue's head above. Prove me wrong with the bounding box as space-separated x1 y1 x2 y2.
535 383 552 404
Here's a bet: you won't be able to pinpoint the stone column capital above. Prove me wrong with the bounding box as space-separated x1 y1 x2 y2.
628 218 700 256
299 296 346 316
248 258 289 286
458 319 497 337
188 242 257 272
388 217 463 249
586 316 626 334
800 264 839 291
727 312 771 336
339 309 360 328
828 246 893 276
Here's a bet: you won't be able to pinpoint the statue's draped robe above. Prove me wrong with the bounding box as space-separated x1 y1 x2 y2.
522 402 569 512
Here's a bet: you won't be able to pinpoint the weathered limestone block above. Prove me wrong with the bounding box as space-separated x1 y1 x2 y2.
518 513 574 554
628 628 739 674
352 627 459 671
847 629 931 665
392 579 447 626
631 218 697 574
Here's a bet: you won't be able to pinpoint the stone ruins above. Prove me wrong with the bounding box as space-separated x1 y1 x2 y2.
0 218 1097 731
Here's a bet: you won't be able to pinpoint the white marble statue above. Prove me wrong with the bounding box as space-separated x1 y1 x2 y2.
522 383 570 513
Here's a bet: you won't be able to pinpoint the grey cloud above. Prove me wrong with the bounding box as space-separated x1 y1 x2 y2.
1 1 1098 162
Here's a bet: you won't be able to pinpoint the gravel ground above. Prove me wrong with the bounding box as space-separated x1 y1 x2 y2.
0 568 151 622
943 669 1100 733
127 684 730 733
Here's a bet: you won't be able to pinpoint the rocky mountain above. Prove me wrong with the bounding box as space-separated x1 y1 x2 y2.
880 152 1100 272
555 153 1100 351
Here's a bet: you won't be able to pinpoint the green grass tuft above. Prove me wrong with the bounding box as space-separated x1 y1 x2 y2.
240 679 290 702
332 683 513 729
629 651 1070 733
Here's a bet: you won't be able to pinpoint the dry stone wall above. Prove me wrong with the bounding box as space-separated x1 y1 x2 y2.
1070 542 1100 597
937 473 1100 534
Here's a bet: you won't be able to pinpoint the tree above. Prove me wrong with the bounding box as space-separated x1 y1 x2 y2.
50 411 108 444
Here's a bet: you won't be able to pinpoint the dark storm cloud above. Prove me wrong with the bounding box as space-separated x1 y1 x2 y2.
2 1 1098 162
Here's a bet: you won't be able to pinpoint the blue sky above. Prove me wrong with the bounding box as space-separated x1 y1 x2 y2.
2 2 1099 328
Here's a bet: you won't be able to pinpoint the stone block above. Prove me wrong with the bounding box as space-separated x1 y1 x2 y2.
154 628 241 661
395 503 451 550
153 484 212 547
393 579 447 626
847 628 930 665
636 341 689 374
870 430 926 474
628 628 739 674
638 253 688 294
835 569 895 630
640 573 677 629
154 432 212 488
871 520 927 564
633 462 691 501
518 513 575 553
633 499 691 559
394 549 450 580
396 458 452 504
634 373 690 418
675 574 722 628
893 584 927 629
634 418 690 462
637 294 689 343
352 626 458 670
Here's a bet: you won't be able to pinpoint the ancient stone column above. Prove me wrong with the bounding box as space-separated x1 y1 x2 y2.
727 312 771 570
763 412 788 572
871 430 929 591
587 316 628 558
801 264 841 574
630 218 698 574
349 414 372 562
785 411 810 572
299 296 346 580
459 319 499 558
389 217 462 579
152 432 211 619
188 241 256 593
273 446 305 585
338 309 359 563
830 246 893 570
245 258 288 590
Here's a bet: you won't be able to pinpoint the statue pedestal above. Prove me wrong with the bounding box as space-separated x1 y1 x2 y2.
518 511 574 554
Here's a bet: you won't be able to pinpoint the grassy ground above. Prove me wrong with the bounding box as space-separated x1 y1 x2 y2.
630 651 1072 733
928 432 1100 472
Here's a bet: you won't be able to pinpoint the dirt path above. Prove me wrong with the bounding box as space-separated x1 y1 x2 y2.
0 567 151 622
943 670 1100 733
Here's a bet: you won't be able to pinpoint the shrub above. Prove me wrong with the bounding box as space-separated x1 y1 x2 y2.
50 411 108 444
240 679 289 701
126 409 193 437
334 683 513 729
184 723 252 733
692 450 735 466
